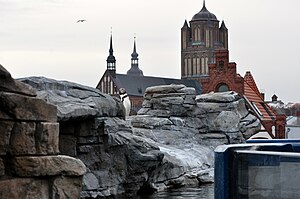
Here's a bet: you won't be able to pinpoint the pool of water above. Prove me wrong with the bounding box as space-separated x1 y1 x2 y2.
141 184 214 199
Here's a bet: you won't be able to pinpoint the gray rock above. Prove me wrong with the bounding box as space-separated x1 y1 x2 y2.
19 76 124 121
59 135 77 156
51 176 83 199
36 122 59 155
178 87 196 95
83 172 100 190
9 122 37 155
0 178 49 199
225 131 245 144
0 66 85 199
16 78 261 198
8 121 60 156
0 64 36 97
0 92 57 122
209 111 240 132
131 115 173 129
197 168 214 183
129 85 260 192
145 84 186 94
196 91 240 103
0 158 4 176
0 121 13 155
12 155 86 177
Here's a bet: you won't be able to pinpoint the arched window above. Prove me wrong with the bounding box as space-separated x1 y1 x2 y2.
216 83 229 92
194 26 200 41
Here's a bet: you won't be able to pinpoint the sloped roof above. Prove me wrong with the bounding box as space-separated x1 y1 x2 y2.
244 71 262 98
114 74 202 96
244 81 275 121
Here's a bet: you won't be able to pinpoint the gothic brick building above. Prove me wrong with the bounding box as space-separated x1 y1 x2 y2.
181 1 286 138
201 49 244 94
96 36 201 114
203 49 286 138
181 0 228 82
96 0 286 138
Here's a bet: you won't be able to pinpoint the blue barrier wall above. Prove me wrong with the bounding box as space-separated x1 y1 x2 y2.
215 140 300 199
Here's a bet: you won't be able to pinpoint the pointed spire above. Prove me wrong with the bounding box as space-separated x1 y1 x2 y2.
107 30 116 71
220 20 228 30
108 27 114 55
201 0 208 12
127 35 143 76
131 36 138 58
182 19 189 29
109 34 113 54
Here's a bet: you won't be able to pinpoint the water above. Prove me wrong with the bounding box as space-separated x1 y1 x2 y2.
141 184 214 199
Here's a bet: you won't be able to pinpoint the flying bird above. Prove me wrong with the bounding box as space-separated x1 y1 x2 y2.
77 19 86 23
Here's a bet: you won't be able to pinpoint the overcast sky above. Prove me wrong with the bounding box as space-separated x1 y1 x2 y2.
0 0 299 103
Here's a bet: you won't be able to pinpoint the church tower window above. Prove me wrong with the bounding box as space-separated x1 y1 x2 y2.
201 57 205 75
193 57 197 76
205 57 209 74
183 58 188 76
205 29 210 47
197 57 201 75
188 58 192 76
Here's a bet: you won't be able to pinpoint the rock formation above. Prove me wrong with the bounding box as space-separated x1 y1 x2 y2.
20 76 159 198
136 84 260 145
0 65 86 198
20 77 261 198
130 85 260 191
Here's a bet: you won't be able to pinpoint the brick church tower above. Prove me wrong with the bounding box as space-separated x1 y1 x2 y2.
181 0 228 82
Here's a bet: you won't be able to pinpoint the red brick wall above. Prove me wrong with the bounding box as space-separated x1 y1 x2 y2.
129 96 144 115
275 114 286 139
201 50 244 95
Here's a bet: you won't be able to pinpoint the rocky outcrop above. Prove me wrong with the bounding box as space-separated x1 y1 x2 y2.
0 65 86 199
20 77 261 198
129 85 260 191
19 76 124 121
20 76 162 198
137 85 260 145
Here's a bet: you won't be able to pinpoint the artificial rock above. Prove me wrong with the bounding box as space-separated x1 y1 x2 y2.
20 77 261 198
0 65 85 199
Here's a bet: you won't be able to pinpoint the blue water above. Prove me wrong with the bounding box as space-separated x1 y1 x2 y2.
142 184 214 199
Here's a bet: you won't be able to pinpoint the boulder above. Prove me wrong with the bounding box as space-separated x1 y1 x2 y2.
0 65 36 97
139 84 196 117
12 155 86 177
0 66 85 199
19 76 124 121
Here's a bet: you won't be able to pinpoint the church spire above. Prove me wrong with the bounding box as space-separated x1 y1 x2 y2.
127 36 143 76
106 32 116 72
131 36 138 60
201 0 207 11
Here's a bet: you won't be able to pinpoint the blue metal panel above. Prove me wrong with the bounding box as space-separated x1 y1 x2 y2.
214 141 300 199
